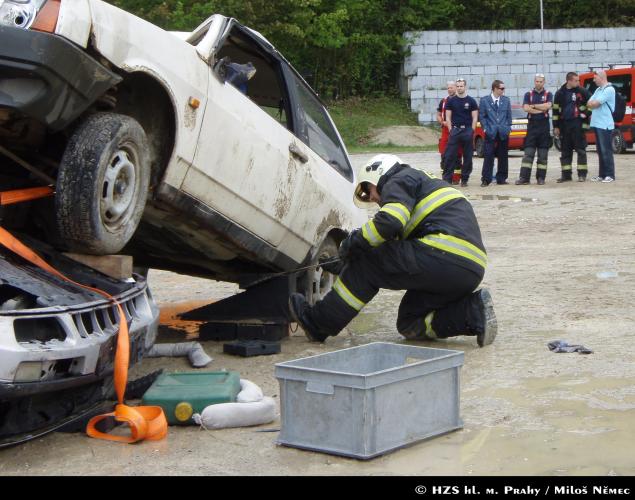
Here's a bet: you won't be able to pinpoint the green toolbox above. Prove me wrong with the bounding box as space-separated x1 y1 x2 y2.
142 371 241 425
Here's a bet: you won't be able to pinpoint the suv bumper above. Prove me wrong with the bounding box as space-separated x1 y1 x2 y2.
0 239 159 446
0 24 122 131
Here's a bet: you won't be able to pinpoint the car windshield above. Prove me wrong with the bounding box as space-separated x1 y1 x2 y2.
512 107 527 119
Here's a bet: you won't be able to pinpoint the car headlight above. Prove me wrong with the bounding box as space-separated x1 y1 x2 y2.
0 0 48 29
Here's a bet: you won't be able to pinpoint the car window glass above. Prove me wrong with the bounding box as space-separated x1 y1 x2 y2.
215 30 290 128
585 75 631 103
288 75 352 180
512 107 526 119
607 74 632 102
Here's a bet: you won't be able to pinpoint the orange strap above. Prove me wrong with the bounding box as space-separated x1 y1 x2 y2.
0 186 54 206
0 224 167 443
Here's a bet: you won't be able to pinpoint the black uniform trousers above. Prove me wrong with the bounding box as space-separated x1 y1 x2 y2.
559 119 588 180
520 120 551 181
443 127 474 184
306 239 485 340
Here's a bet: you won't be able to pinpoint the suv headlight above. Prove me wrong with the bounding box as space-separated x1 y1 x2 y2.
0 0 48 29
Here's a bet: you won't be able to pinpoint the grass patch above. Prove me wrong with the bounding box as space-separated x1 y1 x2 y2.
327 96 425 152
347 144 438 154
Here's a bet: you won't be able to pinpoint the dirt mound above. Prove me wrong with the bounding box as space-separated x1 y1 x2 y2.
368 125 440 147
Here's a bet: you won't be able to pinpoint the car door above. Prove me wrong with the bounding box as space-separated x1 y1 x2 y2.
280 66 364 253
180 23 312 261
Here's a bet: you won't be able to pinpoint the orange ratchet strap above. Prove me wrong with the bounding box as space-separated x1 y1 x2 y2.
0 186 54 206
0 222 167 444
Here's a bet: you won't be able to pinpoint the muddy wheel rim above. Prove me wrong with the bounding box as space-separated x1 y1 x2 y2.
100 147 138 230
311 265 334 302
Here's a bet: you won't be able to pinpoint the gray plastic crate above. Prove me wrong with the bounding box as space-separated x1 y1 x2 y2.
275 342 464 459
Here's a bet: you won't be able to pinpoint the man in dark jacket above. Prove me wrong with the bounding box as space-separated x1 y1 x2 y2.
288 154 497 347
479 80 513 186
552 72 591 182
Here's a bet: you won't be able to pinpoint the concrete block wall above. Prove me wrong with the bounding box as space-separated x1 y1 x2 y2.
404 27 635 123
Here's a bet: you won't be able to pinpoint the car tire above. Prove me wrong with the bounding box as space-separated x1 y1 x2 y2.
611 129 626 154
301 236 338 306
56 113 151 255
474 137 484 158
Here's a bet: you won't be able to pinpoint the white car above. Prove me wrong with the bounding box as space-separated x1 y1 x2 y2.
0 0 365 302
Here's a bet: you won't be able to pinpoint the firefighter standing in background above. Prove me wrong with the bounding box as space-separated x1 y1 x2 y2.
443 78 479 187
552 72 591 183
437 81 462 185
288 154 497 347
515 74 553 185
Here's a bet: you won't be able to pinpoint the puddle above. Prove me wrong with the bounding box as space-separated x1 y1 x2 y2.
158 300 212 340
468 194 539 203
596 271 619 279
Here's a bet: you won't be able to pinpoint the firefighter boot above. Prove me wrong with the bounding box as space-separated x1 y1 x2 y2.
556 169 573 183
473 288 498 347
288 294 330 343
515 166 532 185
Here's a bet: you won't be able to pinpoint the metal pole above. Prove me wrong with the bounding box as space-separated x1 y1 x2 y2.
540 0 545 73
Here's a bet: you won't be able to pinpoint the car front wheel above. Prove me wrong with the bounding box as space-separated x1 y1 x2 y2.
300 236 338 305
56 113 151 255
474 136 484 158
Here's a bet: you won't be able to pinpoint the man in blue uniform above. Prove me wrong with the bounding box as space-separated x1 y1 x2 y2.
515 74 553 185
479 80 512 186
288 154 497 347
443 78 479 187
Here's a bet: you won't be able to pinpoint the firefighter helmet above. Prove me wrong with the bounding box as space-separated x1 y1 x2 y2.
353 154 403 208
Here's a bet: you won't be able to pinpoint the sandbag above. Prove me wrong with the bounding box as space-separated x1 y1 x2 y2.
237 379 263 403
146 342 213 368
192 397 277 429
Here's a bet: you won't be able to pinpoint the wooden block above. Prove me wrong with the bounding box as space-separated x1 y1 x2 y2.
63 253 133 280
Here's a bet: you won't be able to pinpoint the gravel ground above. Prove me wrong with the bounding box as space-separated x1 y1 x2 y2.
1 148 634 476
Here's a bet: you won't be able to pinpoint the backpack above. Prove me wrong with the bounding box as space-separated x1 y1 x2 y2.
609 88 626 123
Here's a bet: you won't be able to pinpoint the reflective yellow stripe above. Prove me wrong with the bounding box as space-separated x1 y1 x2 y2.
579 105 587 111
362 220 385 247
424 311 437 339
418 233 487 269
578 164 588 170
552 114 560 119
562 165 572 171
333 278 365 311
552 103 560 110
380 203 410 228
404 188 466 239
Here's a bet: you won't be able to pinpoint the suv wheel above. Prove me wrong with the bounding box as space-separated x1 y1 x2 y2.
56 113 151 255
301 236 338 305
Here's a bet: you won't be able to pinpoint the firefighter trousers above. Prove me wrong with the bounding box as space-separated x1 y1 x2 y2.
305 239 485 340
442 128 473 183
559 119 588 180
519 120 551 181
439 127 463 183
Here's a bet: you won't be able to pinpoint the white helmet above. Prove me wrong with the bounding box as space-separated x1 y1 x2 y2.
353 154 403 208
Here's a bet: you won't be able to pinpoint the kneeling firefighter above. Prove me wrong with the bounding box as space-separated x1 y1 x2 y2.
289 154 497 346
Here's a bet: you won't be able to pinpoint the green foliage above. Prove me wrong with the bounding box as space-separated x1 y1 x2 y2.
326 96 440 153
109 0 635 97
